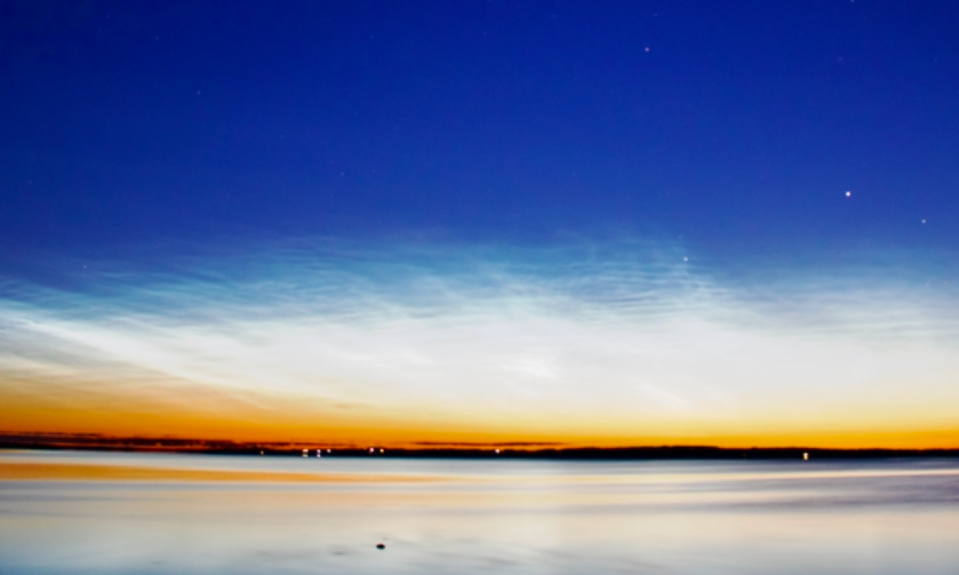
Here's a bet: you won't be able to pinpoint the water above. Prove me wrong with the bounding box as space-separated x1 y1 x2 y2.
2 450 959 574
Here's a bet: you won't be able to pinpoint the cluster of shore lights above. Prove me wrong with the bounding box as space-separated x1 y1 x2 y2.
301 448 333 457
294 447 508 457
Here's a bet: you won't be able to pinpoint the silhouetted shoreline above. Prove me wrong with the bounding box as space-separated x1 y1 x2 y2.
2 432 958 459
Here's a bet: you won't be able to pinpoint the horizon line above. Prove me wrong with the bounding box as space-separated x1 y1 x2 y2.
3 432 959 459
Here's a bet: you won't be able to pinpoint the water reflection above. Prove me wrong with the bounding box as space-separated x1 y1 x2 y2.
2 451 958 574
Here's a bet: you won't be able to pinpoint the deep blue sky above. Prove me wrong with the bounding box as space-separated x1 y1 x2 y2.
2 0 958 257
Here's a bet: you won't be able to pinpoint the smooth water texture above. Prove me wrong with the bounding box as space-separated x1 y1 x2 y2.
2 451 959 574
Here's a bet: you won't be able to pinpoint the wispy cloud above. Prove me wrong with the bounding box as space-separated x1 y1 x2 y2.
1 238 957 444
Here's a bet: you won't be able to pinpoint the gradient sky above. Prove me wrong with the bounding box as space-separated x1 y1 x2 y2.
1 1 958 448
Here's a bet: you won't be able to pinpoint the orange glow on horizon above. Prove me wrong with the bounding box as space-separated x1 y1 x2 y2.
4 387 959 450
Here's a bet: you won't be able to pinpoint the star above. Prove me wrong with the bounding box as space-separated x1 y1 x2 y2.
845 191 852 198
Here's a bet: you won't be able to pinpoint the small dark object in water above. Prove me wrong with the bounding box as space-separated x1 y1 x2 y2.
376 543 385 550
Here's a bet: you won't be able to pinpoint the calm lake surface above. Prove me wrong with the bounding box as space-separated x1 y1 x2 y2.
2 450 958 574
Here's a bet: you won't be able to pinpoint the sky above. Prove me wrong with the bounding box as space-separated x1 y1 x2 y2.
1 0 958 449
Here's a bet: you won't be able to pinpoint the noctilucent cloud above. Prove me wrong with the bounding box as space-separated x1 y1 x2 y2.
1 1 957 447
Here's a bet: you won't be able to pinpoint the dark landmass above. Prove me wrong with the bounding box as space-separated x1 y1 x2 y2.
2 432 959 459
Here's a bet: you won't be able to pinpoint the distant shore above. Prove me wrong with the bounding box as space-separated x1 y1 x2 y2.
2 432 958 459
